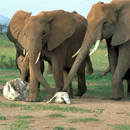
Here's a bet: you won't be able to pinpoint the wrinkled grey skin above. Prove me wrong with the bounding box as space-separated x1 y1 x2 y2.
63 0 130 100
7 10 93 102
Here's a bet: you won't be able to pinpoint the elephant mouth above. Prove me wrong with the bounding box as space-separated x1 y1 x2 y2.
22 49 41 64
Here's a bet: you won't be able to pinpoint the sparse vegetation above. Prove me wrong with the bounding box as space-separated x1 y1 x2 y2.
17 115 33 119
114 125 130 130
10 120 30 130
69 118 99 123
49 113 66 118
53 127 65 130
23 104 93 113
0 115 6 120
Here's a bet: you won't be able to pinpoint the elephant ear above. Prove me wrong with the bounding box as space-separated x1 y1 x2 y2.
40 10 76 51
111 5 130 46
7 10 31 45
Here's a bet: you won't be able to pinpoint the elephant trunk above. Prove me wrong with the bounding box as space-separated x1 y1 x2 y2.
62 25 101 91
28 48 54 96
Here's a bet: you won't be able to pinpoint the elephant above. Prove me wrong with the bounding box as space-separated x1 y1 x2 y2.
7 10 93 101
62 0 130 100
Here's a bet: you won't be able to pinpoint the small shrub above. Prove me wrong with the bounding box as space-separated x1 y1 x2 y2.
0 55 16 69
0 115 6 120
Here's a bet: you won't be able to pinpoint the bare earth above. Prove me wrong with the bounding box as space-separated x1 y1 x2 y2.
0 84 130 130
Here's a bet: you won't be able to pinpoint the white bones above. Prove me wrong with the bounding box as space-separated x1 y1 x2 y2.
3 78 29 101
47 92 71 104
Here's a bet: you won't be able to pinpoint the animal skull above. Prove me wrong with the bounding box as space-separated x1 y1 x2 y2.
3 78 29 101
47 92 71 104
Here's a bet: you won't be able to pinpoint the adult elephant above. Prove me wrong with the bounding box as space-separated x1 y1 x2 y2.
7 10 93 101
62 0 130 100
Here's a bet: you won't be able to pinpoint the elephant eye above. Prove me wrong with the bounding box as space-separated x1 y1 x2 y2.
24 32 26 36
42 30 46 36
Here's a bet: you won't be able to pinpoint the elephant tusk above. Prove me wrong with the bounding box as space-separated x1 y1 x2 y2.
23 49 26 55
35 51 41 64
89 40 100 56
72 48 81 58
23 52 28 62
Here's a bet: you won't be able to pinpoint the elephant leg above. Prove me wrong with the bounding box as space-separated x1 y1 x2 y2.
107 38 118 75
75 60 87 96
86 54 93 75
127 79 130 96
46 62 52 74
52 59 64 92
110 43 130 99
63 70 73 97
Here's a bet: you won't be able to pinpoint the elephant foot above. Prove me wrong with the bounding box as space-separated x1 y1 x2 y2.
67 91 73 98
26 92 39 102
110 91 124 100
75 88 87 97
86 69 93 75
26 96 39 102
67 88 73 98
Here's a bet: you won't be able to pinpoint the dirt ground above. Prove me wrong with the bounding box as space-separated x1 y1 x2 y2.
0 83 130 130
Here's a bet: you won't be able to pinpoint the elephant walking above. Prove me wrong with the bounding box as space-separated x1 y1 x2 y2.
7 10 93 101
62 0 130 100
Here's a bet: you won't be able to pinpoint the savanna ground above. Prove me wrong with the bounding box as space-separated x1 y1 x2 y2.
0 34 130 130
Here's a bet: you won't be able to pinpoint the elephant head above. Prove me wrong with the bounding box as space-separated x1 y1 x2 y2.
62 0 130 91
7 10 76 101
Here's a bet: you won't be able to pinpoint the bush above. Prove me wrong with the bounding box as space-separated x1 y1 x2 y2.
0 55 16 69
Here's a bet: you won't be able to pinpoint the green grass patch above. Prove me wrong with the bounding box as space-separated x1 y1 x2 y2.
17 115 33 119
0 102 93 113
0 55 16 69
69 118 99 123
23 104 93 113
53 127 77 130
69 127 77 130
10 120 30 130
0 102 23 108
0 115 6 120
0 35 16 69
114 125 130 130
117 112 126 114
49 113 66 118
53 127 65 130
0 34 14 47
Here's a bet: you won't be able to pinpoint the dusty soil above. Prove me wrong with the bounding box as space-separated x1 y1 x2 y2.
0 74 130 130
